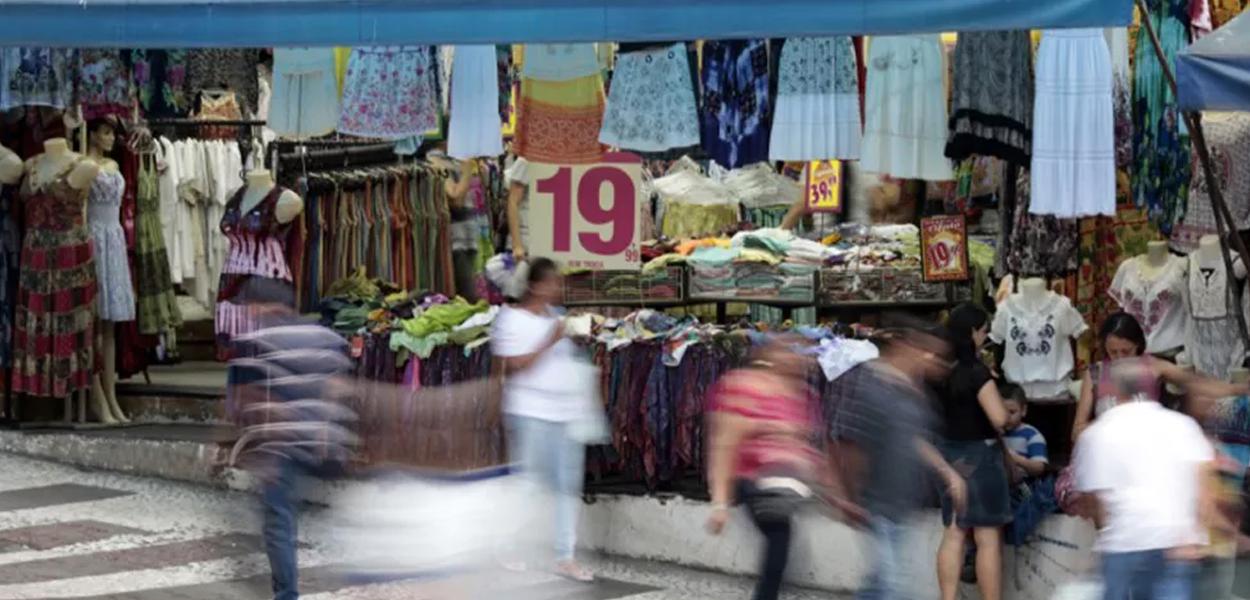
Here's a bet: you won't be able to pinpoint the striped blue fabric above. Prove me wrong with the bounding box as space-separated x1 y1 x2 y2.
1004 424 1048 463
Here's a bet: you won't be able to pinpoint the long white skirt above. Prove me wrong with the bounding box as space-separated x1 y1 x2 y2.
448 45 504 159
769 37 861 161
860 35 952 181
1030 29 1116 217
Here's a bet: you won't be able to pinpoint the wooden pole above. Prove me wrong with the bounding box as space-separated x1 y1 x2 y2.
1135 0 1250 352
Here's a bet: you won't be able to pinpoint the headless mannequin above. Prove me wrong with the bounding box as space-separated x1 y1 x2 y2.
0 144 21 185
1138 240 1175 280
1017 277 1050 311
84 122 128 425
239 169 302 224
1196 234 1247 278
24 139 100 423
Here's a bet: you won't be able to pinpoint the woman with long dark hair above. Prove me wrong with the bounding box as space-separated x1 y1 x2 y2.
490 257 594 581
1073 311 1150 440
935 303 1010 600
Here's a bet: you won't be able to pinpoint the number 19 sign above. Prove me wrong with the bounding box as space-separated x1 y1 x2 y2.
527 153 643 271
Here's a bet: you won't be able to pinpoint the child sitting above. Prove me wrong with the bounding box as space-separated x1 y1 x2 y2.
1003 391 1049 484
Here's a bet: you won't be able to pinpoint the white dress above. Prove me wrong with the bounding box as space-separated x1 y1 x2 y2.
599 43 700 153
769 37 861 161
859 35 952 181
1030 29 1115 217
1108 255 1189 354
448 45 504 159
270 48 340 139
1185 253 1247 380
87 170 136 322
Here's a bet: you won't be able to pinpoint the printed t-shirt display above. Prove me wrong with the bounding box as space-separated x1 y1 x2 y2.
13 158 97 398
1076 401 1212 552
859 34 952 181
1029 29 1115 218
339 46 439 141
490 304 580 422
1185 253 1246 381
599 43 700 154
990 291 1088 400
945 30 1033 164
515 44 605 164
768 36 861 162
1171 112 1250 252
87 169 135 322
448 45 505 160
1108 254 1188 354
270 47 340 139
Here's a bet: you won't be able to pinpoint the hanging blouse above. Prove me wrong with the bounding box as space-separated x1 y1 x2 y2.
131 49 192 119
186 49 262 117
989 291 1088 400
1108 254 1188 354
270 48 340 139
77 49 134 120
0 48 74 110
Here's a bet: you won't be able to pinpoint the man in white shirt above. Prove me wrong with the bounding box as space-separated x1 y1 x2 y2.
1075 359 1213 600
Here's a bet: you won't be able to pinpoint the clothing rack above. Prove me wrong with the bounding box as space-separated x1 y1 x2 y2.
144 118 266 164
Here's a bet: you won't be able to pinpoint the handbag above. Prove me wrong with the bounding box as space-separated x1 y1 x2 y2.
566 361 610 445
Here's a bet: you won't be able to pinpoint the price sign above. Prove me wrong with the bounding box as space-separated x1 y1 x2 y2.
920 215 969 282
804 160 843 213
527 152 643 270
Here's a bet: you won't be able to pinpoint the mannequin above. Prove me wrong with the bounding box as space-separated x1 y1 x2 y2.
1017 277 1049 310
1186 234 1248 380
1197 234 1247 277
991 276 1087 401
84 119 131 425
12 139 100 423
1111 240 1188 355
0 144 21 185
1139 240 1173 279
239 169 303 224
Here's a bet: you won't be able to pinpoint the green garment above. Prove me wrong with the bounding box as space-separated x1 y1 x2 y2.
399 298 489 338
390 331 450 359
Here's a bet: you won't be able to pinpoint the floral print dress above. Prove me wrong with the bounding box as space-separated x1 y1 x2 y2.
1133 0 1192 235
130 49 191 119
338 47 439 140
0 48 74 110
77 50 133 120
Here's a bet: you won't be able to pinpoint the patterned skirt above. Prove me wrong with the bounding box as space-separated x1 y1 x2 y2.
945 31 1034 164
599 43 700 154
514 74 606 164
12 226 97 398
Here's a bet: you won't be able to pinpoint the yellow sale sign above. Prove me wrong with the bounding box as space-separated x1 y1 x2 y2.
804 160 842 213
526 153 643 271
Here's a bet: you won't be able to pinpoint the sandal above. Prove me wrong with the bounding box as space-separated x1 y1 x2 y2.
555 560 594 582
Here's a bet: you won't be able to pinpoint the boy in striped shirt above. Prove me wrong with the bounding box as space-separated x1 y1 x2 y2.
1002 391 1048 482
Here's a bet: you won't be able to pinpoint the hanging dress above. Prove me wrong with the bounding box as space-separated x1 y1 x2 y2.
270 48 340 139
0 48 74 111
1029 29 1115 218
77 50 134 120
130 49 192 119
0 184 20 368
945 31 1033 164
215 186 296 359
768 37 861 162
1172 113 1250 252
599 43 701 155
1133 0 1192 234
447 45 504 159
13 158 97 398
515 44 606 164
87 170 135 322
133 155 182 334
700 39 772 169
338 46 439 140
185 49 262 117
860 35 952 181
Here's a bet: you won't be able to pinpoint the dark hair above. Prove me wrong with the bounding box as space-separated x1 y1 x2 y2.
1098 312 1147 356
945 303 988 364
1000 383 1027 407
874 312 950 356
523 257 559 298
86 115 123 138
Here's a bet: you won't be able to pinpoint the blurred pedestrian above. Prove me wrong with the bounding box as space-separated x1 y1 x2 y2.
831 319 967 600
226 279 358 600
1075 357 1214 600
490 257 595 582
704 336 827 600
935 304 1010 600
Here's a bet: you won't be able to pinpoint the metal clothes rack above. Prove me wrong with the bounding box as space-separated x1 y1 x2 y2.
143 118 267 164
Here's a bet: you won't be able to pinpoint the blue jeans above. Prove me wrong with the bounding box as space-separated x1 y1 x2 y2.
507 415 585 561
261 460 340 600
1101 550 1196 600
856 516 909 600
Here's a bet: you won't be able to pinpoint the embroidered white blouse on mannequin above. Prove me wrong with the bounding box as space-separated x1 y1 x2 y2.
1108 245 1188 355
1186 235 1248 380
991 287 1089 400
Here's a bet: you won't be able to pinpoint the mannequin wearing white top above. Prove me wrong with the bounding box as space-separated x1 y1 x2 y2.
1185 234 1248 380
1017 277 1049 310
1196 234 1247 278
0 144 21 185
239 169 303 224
1139 240 1174 279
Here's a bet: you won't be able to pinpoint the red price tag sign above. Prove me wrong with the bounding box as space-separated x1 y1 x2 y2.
527 152 643 271
804 160 842 213
920 215 969 282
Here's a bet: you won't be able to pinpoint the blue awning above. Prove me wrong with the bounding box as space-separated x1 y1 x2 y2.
1177 10 1250 111
0 0 1132 48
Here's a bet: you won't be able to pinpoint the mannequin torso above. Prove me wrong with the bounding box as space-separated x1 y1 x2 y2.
0 144 21 185
1017 277 1049 312
1137 240 1176 280
240 169 302 224
27 138 99 192
1197 234 1247 278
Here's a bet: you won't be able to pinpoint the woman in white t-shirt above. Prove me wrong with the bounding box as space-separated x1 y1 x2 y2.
490 257 594 582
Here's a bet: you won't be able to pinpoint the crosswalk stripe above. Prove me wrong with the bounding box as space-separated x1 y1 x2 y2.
0 533 260 585
0 484 131 512
0 520 146 552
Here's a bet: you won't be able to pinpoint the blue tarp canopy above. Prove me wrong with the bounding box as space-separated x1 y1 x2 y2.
0 0 1132 48
1177 10 1250 111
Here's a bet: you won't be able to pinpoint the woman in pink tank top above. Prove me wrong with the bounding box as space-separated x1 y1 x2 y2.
705 337 828 600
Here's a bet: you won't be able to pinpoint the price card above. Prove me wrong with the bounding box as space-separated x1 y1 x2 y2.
804 160 843 213
920 215 969 282
527 153 643 271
